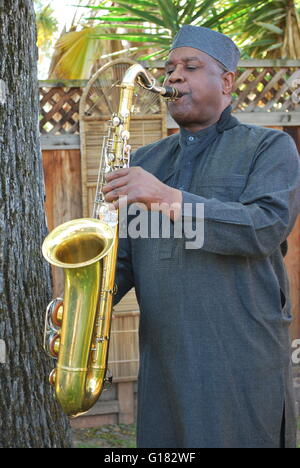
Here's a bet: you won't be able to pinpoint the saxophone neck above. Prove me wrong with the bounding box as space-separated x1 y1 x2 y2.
121 63 183 101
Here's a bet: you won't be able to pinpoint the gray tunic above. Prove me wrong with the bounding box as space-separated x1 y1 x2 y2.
114 107 300 448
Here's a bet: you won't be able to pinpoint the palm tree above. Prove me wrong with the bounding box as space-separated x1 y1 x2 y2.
48 0 252 77
229 0 300 59
34 0 59 76
35 1 58 51
47 0 300 79
48 26 106 80
89 0 251 60
48 0 123 79
89 0 300 60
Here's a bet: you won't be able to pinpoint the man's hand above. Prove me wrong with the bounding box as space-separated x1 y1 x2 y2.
102 166 182 221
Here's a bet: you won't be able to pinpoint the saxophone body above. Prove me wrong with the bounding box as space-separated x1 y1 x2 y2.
42 64 181 417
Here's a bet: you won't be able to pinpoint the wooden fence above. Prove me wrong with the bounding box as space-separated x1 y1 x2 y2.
40 60 300 427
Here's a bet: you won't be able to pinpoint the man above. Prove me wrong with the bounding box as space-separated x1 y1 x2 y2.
102 25 300 448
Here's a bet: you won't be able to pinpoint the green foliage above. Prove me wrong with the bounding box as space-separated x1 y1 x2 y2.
47 1 111 79
88 0 252 60
73 424 137 448
88 0 300 60
45 0 300 79
34 0 58 51
230 0 300 59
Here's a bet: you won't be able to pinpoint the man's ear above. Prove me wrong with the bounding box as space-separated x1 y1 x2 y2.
222 71 235 96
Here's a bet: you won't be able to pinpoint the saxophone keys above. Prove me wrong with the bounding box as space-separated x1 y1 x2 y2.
121 130 130 141
45 298 64 328
49 333 61 358
43 298 63 357
96 336 109 344
124 144 131 156
49 369 57 386
51 299 64 327
112 116 122 127
107 152 115 163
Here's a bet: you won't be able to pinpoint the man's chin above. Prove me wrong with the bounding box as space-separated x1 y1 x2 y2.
168 109 191 127
168 98 195 124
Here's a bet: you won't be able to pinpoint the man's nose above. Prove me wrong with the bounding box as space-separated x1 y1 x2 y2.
167 67 185 83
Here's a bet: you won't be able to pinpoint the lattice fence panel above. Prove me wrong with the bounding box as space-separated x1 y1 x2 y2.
39 63 300 135
39 87 82 134
232 67 300 113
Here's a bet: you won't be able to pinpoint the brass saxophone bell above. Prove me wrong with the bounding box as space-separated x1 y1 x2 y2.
42 218 115 416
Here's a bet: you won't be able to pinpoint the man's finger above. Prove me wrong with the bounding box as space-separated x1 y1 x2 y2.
104 185 129 203
102 175 129 194
108 195 130 212
105 168 130 182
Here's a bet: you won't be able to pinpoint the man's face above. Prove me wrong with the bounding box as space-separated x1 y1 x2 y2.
164 47 233 131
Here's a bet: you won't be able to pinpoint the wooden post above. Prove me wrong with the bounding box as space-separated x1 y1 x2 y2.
284 127 300 153
118 382 135 424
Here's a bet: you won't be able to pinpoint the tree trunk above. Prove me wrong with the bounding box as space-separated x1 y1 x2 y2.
0 0 73 448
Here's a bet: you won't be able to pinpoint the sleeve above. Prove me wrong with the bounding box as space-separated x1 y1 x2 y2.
113 236 134 306
181 132 300 258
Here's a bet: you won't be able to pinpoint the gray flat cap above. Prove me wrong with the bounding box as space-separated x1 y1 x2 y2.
170 25 240 72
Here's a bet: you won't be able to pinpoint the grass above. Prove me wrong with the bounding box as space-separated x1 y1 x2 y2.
73 419 300 448
72 424 136 449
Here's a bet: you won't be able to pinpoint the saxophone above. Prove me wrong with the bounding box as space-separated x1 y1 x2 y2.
42 64 182 417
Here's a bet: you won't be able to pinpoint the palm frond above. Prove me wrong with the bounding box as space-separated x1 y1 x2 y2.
48 0 300 79
35 3 58 49
230 0 300 58
48 27 105 79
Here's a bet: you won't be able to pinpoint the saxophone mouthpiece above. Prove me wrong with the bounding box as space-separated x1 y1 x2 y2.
161 86 183 101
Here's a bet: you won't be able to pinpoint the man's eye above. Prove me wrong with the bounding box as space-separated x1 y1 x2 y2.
187 66 197 70
166 70 174 75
